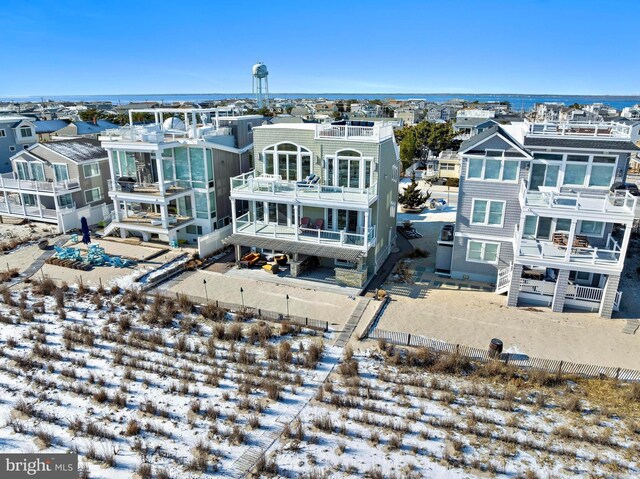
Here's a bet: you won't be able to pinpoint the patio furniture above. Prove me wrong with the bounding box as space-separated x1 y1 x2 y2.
296 174 319 188
262 263 279 274
240 251 261 268
274 254 288 266
313 218 324 230
71 233 79 243
300 217 311 228
552 233 589 249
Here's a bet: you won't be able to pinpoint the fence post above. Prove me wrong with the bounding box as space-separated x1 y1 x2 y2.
504 354 509 365
258 309 261 317
557 361 563 377
455 344 460 355
616 367 620 380
305 318 308 326
407 334 411 346
325 321 328 332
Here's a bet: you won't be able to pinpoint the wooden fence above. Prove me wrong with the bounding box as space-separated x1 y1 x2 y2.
367 328 640 382
160 291 329 332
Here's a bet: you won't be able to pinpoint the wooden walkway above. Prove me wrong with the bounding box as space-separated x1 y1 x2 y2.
8 235 69 287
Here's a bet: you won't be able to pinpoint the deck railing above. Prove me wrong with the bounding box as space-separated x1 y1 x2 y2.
109 179 192 195
0 173 80 193
235 212 374 249
230 171 377 204
314 123 394 141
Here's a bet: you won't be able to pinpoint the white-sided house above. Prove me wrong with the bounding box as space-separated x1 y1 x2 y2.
99 108 264 245
442 119 640 318
0 139 113 232
226 120 401 289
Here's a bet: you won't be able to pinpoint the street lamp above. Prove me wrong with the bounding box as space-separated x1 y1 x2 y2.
203 279 208 302
285 294 290 318
240 287 245 309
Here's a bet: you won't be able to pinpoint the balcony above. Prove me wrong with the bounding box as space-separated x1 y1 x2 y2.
519 181 637 219
314 122 394 142
0 174 80 195
517 234 622 269
235 212 375 250
230 171 377 207
108 179 192 200
0 200 61 223
108 211 195 235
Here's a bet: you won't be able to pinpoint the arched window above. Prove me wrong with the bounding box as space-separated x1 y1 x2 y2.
263 143 312 181
326 149 373 189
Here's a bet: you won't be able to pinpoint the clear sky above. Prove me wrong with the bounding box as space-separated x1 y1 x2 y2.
1 0 638 96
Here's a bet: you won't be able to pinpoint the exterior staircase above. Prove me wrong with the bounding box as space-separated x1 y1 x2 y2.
495 263 513 294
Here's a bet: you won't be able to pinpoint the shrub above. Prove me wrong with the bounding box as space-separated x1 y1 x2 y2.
177 294 194 314
35 428 54 447
125 419 141 436
136 463 152 479
201 303 227 321
33 278 57 296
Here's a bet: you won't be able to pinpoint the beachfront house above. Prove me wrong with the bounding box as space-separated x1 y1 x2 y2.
98 108 264 245
226 120 400 288
441 119 640 318
0 138 112 231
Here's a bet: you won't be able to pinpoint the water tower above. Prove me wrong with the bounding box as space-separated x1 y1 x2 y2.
252 62 269 109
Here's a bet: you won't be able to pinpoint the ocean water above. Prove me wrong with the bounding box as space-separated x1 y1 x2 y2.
2 93 640 111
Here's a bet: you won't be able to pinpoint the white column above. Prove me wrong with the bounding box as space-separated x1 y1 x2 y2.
113 199 121 222
231 199 237 234
21 195 27 217
156 150 165 195
564 219 578 261
363 209 369 251
251 201 257 234
37 195 43 218
294 204 299 241
122 200 128 218
618 222 633 266
160 205 169 229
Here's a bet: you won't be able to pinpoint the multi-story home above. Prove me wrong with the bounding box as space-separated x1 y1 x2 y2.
621 104 640 121
394 108 423 126
453 117 497 141
98 108 264 245
0 115 37 173
226 120 400 288
442 119 640 318
0 138 112 231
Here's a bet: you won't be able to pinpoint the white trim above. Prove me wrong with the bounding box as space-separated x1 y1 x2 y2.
470 198 506 227
52 163 69 182
466 157 520 182
454 231 511 242
0 129 5 137
465 239 500 264
459 130 532 158
84 186 103 204
578 220 604 237
82 163 100 179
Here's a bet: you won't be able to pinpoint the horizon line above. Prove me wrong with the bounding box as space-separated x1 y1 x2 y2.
2 92 640 99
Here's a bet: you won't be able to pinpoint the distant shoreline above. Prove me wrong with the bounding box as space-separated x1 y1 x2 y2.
2 93 640 110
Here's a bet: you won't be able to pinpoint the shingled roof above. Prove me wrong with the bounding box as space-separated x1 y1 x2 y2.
40 138 108 163
523 136 640 151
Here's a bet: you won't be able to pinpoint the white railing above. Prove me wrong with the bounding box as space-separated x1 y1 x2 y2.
314 123 394 142
234 217 373 249
109 178 192 195
0 173 80 193
521 180 637 215
0 201 59 219
230 171 377 204
496 264 512 292
566 283 603 302
101 125 231 143
526 120 632 138
614 291 622 311
519 278 618 306
518 238 622 266
520 278 557 296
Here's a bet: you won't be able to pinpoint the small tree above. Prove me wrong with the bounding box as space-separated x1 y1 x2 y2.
399 132 417 171
399 173 430 210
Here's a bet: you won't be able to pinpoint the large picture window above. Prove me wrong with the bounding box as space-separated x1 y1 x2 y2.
466 158 519 182
471 199 505 226
466 240 500 264
53 164 69 182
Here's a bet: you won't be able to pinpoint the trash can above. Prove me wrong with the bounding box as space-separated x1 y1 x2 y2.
489 338 503 358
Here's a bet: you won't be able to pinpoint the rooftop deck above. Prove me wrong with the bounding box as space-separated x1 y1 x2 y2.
525 119 634 138
230 171 377 206
100 124 232 144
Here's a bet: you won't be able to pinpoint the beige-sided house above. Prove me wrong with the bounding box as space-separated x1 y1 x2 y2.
0 139 112 232
227 120 401 289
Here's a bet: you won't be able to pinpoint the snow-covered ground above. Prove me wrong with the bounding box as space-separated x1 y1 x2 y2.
265 347 640 478
1 284 638 478
0 284 331 478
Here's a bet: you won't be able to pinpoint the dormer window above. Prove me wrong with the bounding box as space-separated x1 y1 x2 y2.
19 126 32 138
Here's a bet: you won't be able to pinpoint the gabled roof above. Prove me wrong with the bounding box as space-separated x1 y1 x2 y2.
459 125 531 158
523 136 640 151
454 117 496 129
33 119 70 133
73 120 119 135
40 139 108 163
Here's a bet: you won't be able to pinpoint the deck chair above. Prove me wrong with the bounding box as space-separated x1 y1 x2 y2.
314 218 324 230
300 217 311 228
54 245 66 257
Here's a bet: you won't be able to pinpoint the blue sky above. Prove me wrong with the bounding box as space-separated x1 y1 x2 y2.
1 0 638 96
